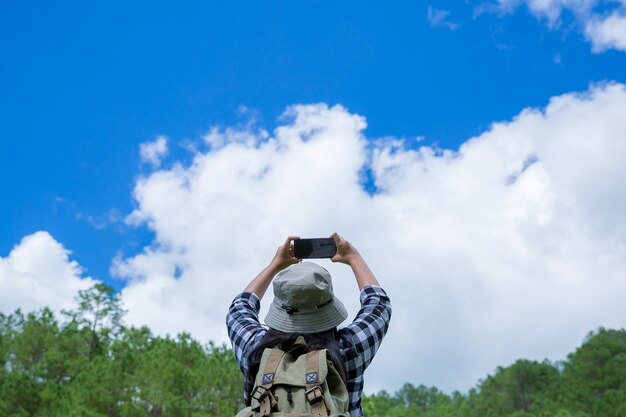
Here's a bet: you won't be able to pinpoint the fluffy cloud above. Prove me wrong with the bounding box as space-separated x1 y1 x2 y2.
140 135 169 167
115 82 626 393
0 231 96 315
497 0 626 52
585 11 626 52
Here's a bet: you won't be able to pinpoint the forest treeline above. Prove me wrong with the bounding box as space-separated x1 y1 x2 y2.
1 284 625 417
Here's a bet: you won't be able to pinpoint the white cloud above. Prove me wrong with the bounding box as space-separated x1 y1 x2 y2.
497 0 596 26
114 83 626 394
140 135 169 167
0 231 97 315
496 0 626 52
585 10 626 52
427 6 459 30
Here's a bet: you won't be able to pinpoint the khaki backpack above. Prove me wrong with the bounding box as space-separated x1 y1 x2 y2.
235 337 350 417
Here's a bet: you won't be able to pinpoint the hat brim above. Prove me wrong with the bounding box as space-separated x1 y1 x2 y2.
264 298 348 334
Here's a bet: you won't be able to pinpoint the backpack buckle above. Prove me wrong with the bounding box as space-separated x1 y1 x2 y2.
305 385 323 404
251 385 270 402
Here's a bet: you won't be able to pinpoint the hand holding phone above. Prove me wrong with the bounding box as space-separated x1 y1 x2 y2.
293 238 337 259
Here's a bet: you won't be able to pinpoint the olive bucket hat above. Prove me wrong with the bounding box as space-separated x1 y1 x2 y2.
264 262 348 333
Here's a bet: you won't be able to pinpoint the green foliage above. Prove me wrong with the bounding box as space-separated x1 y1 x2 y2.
1 284 625 417
62 283 125 360
0 284 243 417
560 328 626 417
468 359 560 416
365 329 626 417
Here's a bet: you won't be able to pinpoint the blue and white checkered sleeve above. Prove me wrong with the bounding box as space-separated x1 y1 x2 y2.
226 292 268 374
342 285 392 375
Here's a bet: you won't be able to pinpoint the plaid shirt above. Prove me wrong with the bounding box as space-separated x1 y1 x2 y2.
226 285 392 417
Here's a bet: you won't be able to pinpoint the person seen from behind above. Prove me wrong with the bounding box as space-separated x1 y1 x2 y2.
226 233 392 417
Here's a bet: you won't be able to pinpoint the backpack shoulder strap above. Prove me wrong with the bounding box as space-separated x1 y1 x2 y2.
251 348 285 416
305 350 329 417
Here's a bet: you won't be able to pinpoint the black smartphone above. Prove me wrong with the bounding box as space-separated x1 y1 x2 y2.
293 238 337 259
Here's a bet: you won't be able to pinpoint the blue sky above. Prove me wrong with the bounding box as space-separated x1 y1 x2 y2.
3 0 626 392
4 1 626 287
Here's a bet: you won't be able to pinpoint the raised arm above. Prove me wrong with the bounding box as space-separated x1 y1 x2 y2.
330 232 380 289
244 235 301 299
